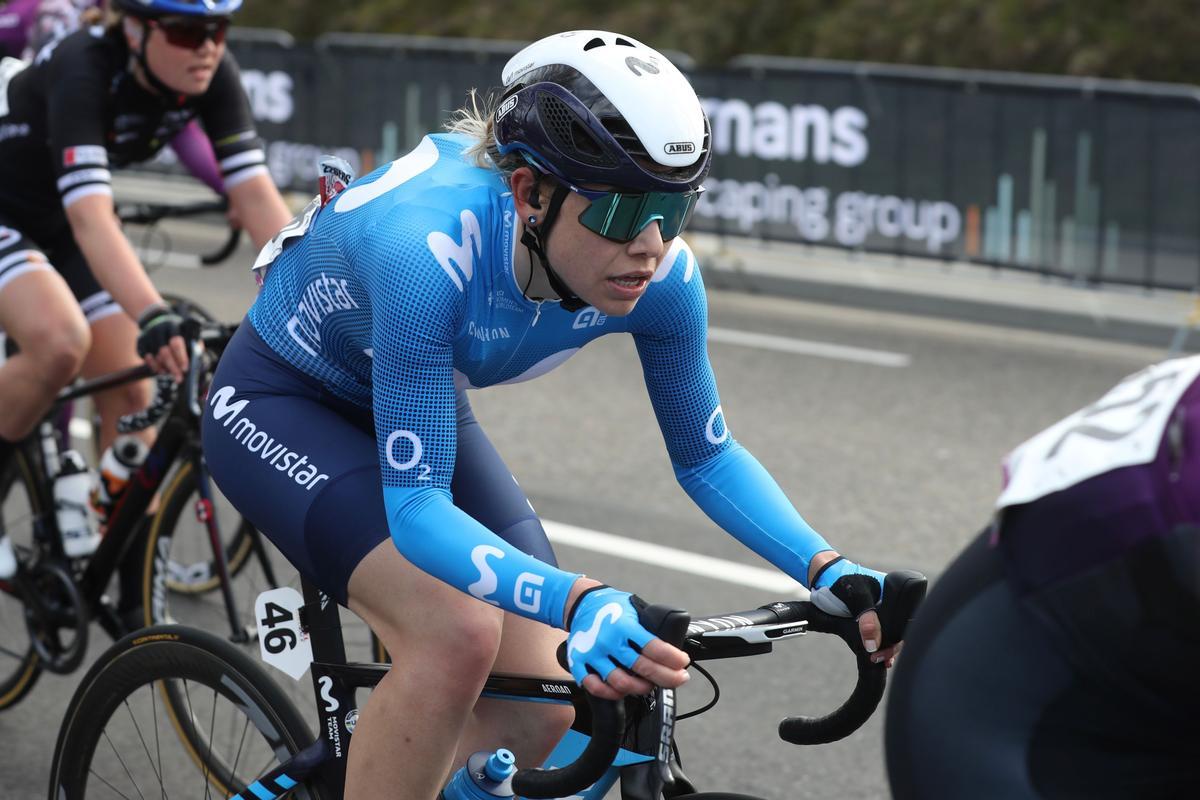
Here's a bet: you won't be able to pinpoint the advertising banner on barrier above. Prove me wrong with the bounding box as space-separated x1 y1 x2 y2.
211 34 1200 291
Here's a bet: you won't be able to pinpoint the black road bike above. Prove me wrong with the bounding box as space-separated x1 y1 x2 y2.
0 314 279 710
48 570 927 799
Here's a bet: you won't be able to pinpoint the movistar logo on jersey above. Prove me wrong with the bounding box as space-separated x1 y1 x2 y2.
285 272 360 357
428 209 483 292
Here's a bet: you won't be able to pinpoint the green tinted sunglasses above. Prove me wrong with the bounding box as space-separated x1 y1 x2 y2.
572 185 703 243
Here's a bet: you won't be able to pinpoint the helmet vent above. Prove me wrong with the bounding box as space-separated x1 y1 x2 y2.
536 92 616 168
583 37 605 51
615 38 636 47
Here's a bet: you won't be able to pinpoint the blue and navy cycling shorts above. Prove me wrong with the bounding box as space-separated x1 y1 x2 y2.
201 321 556 606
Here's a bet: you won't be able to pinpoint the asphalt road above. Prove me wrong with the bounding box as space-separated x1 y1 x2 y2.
0 195 1165 799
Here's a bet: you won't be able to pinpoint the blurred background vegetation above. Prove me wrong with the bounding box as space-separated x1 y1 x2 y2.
236 0 1199 85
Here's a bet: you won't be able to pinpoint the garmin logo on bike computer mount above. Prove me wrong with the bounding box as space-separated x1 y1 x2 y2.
665 142 695 156
208 386 330 491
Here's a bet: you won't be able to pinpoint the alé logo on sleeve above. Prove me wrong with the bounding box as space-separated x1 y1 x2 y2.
467 544 545 615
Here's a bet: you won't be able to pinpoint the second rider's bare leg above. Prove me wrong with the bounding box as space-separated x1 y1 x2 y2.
344 538 574 800
0 270 90 441
79 311 153 454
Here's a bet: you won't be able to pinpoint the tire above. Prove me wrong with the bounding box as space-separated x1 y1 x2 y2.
0 447 45 710
161 291 219 324
49 624 327 800
138 457 378 737
140 458 264 632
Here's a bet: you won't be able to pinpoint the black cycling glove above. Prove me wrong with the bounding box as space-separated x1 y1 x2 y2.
136 304 183 358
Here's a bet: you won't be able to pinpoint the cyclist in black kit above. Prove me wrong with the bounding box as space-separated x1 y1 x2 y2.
0 0 290 468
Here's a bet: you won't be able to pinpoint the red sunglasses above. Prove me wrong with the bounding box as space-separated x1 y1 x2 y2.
150 17 229 49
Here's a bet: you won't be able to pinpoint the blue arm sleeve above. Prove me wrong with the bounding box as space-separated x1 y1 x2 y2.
674 442 833 588
631 240 833 588
360 203 579 629
383 486 579 629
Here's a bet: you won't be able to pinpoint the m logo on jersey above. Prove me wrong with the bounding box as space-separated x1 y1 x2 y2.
428 209 483 292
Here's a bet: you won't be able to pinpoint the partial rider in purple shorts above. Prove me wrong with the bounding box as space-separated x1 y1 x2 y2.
886 356 1200 800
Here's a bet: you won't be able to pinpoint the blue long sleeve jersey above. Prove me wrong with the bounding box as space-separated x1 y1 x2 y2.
248 134 833 630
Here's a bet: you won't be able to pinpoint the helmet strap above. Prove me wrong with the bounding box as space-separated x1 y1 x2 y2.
128 19 188 106
520 181 588 312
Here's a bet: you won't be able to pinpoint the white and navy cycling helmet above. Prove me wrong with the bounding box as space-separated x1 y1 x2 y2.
495 30 711 194
112 0 242 17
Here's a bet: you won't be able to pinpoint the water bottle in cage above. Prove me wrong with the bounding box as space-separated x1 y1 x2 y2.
91 434 149 528
55 449 99 558
440 749 517 800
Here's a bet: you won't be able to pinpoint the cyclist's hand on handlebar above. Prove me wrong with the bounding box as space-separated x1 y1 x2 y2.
136 304 188 382
564 585 690 702
809 557 903 667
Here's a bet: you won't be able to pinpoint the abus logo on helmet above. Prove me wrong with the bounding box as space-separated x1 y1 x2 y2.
665 142 695 155
497 95 519 120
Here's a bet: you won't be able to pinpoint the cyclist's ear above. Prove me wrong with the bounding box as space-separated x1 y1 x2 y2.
122 17 145 48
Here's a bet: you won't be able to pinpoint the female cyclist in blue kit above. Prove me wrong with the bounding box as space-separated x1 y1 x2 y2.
203 30 908 799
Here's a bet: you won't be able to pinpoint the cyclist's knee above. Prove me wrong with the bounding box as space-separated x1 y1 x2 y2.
374 604 504 687
29 319 91 387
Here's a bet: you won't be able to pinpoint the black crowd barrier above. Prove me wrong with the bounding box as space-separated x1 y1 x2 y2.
204 29 1200 291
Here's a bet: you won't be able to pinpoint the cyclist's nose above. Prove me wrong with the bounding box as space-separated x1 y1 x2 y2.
628 219 665 259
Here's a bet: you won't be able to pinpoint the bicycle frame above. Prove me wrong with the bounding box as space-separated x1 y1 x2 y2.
235 578 660 800
2 323 258 654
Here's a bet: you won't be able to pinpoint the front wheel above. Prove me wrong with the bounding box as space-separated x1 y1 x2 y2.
48 624 326 799
0 446 45 710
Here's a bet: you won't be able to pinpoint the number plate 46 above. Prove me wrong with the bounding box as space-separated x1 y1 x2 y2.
254 587 313 681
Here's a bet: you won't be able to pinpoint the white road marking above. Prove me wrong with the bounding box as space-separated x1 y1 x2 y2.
708 326 911 368
544 520 809 599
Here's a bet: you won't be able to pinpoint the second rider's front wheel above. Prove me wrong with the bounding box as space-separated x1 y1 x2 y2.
48 624 326 800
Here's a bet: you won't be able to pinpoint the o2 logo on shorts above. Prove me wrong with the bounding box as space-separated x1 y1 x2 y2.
385 429 430 480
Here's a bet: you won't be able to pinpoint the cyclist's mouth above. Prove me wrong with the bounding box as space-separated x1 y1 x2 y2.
607 272 652 295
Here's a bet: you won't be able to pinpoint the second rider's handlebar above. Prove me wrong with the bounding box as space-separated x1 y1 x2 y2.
116 197 243 266
514 570 927 798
